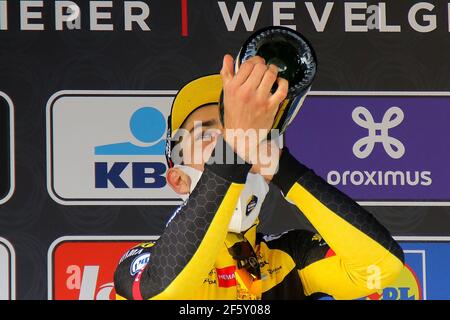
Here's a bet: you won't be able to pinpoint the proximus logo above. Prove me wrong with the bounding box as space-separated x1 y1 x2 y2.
352 106 405 159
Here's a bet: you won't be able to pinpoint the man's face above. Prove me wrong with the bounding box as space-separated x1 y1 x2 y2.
175 104 223 171
166 104 222 195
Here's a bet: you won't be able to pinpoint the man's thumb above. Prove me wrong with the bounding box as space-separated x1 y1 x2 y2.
220 54 234 84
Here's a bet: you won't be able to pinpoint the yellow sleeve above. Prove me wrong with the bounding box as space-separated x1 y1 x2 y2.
272 149 404 300
114 140 251 300
151 180 244 300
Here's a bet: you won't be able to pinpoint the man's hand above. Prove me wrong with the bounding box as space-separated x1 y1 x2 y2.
220 54 288 163
250 139 283 182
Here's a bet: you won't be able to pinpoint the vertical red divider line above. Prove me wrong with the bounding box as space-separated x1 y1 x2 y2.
181 0 188 37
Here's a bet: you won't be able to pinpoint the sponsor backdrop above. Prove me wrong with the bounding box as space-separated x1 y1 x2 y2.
48 237 450 300
0 0 449 299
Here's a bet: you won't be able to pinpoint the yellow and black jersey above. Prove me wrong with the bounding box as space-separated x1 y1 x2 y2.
114 141 404 300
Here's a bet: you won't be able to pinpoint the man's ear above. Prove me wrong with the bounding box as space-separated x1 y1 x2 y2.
166 167 191 195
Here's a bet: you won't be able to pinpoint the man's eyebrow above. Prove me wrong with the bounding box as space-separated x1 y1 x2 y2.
188 119 217 134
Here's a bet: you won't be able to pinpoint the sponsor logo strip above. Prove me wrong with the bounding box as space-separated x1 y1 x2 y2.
46 91 181 205
286 92 450 205
48 236 158 300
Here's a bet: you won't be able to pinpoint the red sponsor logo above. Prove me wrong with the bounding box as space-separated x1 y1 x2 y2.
52 240 142 300
216 266 237 288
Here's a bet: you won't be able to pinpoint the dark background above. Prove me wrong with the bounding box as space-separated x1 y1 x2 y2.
0 0 449 299
0 96 10 200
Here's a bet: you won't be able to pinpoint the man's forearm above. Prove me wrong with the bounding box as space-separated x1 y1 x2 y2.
271 148 404 288
115 141 251 300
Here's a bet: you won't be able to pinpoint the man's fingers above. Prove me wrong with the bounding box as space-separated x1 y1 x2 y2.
245 55 265 65
269 77 289 106
233 56 265 86
257 64 279 95
220 54 234 86
243 63 268 91
232 61 254 86
221 55 266 88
